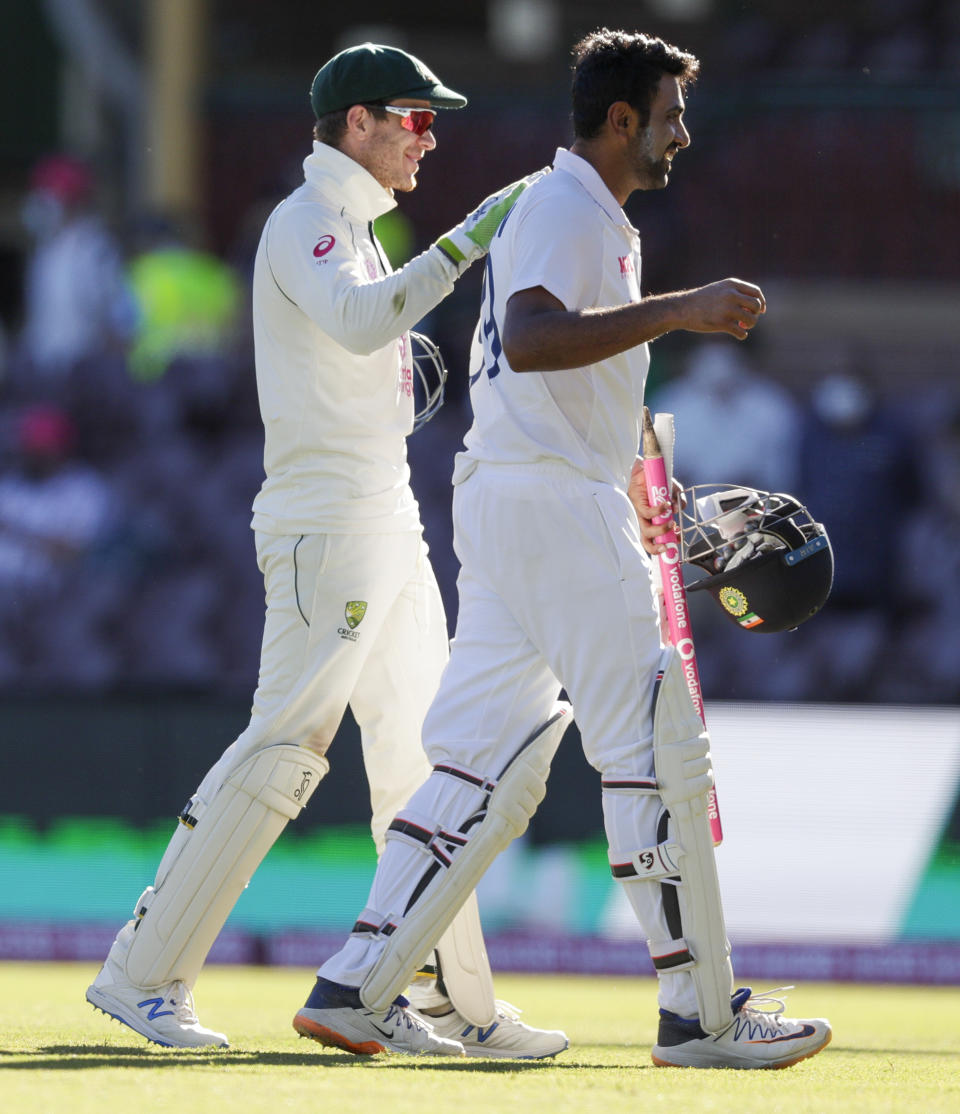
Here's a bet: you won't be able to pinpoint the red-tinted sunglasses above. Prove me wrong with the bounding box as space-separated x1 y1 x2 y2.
364 104 437 136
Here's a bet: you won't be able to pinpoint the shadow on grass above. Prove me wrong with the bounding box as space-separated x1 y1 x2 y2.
0 1044 626 1072
825 1045 960 1059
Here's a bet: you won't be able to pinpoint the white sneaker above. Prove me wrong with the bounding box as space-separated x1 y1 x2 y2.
420 1000 569 1059
652 986 831 1069
85 923 228 1048
293 978 465 1056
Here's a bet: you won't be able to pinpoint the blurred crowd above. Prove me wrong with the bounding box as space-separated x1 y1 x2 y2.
0 150 957 705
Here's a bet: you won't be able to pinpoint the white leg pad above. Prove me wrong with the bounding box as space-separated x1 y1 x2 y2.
651 646 733 1034
125 744 328 988
434 892 496 1026
360 702 573 1014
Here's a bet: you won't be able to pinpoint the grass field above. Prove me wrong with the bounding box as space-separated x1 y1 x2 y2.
1 963 958 1113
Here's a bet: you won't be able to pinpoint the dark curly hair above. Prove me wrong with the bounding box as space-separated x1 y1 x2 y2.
571 29 700 139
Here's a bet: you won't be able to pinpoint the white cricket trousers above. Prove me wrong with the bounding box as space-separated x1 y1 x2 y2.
194 529 448 852
320 462 702 1017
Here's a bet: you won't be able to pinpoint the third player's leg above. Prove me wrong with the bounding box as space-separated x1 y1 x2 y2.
348 539 447 853
454 466 702 1019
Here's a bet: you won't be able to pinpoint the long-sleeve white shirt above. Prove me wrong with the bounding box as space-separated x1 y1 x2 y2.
250 141 460 534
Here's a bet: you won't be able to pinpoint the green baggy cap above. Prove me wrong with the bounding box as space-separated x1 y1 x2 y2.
310 42 467 118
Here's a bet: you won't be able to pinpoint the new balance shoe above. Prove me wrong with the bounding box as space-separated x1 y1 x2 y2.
86 925 228 1048
419 1000 569 1059
293 977 465 1056
652 986 831 1069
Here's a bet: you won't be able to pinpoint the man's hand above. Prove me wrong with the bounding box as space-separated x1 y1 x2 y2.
677 278 766 341
436 168 549 274
628 458 681 556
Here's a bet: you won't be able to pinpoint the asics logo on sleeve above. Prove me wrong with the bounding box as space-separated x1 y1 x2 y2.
313 235 335 257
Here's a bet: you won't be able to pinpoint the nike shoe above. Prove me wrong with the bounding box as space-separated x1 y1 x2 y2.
293 977 465 1056
419 1000 569 1059
86 924 228 1048
652 986 831 1069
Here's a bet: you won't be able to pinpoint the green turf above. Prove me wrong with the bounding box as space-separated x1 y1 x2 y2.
1 963 958 1113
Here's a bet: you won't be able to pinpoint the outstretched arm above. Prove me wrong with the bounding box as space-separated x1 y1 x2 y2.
502 279 766 372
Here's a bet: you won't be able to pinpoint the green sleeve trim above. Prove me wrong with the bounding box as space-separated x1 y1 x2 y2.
435 236 466 265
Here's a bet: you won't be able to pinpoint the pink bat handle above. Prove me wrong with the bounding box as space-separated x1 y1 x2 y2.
642 411 723 845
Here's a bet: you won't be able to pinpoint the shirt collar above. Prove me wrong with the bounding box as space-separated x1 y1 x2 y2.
552 147 638 235
302 140 398 222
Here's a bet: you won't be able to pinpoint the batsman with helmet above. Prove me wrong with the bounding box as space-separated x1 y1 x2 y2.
299 29 835 1068
86 41 565 1058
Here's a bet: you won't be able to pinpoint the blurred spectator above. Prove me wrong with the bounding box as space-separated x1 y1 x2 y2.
789 367 923 698
0 405 126 685
126 214 243 383
15 154 136 385
648 341 802 493
884 403 960 700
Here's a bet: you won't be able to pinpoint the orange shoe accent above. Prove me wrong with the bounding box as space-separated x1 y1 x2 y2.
293 1011 386 1056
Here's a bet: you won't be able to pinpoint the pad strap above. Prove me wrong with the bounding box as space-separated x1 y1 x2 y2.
608 841 682 881
600 777 658 794
434 764 498 794
387 812 471 868
351 907 398 938
649 936 696 973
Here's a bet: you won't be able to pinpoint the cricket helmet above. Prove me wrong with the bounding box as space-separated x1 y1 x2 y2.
410 330 448 431
681 484 833 633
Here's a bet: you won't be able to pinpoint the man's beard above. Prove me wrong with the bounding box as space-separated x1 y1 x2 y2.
630 132 673 190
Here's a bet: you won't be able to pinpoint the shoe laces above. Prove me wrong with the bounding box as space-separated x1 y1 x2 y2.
383 997 434 1034
494 1000 523 1023
169 982 201 1024
739 986 794 1021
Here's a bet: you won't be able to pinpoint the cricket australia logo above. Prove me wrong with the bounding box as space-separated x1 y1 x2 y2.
338 600 367 641
345 600 367 628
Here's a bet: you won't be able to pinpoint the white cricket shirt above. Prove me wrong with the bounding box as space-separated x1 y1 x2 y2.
454 147 648 489
250 141 458 534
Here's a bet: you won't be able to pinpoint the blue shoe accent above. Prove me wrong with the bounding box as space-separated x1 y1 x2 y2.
457 1021 501 1043
656 987 753 1047
136 996 175 1021
302 977 411 1012
303 977 364 1010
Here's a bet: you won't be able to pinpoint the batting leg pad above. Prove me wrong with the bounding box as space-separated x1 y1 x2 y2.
359 702 573 1014
125 744 328 989
608 647 733 1035
433 891 496 1026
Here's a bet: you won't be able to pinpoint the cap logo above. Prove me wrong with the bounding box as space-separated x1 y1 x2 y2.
719 586 748 617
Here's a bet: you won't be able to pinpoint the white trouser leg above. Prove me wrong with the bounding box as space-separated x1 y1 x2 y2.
321 466 724 1017
124 530 427 989
350 542 447 853
319 561 564 989
348 546 499 1022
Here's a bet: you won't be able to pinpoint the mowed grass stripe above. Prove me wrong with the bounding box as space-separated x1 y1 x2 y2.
1 963 958 1113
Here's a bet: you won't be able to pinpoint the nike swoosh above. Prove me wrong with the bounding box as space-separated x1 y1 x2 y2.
370 1023 393 1039
748 1024 817 1044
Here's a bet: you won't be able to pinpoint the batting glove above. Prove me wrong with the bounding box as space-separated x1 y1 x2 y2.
435 168 549 274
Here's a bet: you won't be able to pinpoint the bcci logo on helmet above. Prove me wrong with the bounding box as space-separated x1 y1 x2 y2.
719 586 748 617
338 600 368 641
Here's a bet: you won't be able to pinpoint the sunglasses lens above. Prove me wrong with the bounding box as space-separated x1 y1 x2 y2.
401 110 435 136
